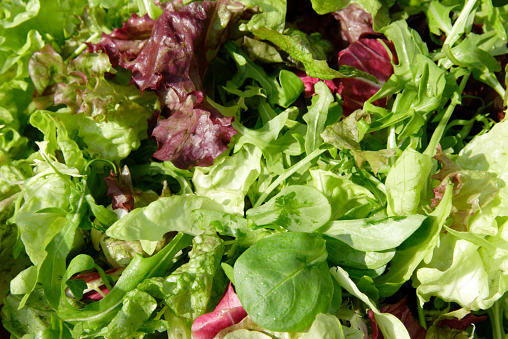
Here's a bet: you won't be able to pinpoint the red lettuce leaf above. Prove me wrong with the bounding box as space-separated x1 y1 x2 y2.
104 167 135 212
437 313 487 332
368 297 427 339
151 100 236 169
87 13 155 69
337 37 395 116
332 4 376 44
90 0 244 169
294 69 342 98
191 283 248 339
295 37 395 116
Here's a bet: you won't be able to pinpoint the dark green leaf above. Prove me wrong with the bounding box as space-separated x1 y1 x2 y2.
234 232 333 332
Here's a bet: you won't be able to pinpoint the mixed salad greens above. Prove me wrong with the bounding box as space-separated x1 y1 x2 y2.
1 0 508 338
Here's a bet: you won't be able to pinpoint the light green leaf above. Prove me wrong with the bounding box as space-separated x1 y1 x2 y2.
385 148 433 216
380 20 429 82
238 0 287 31
106 195 227 240
457 119 508 217
325 236 395 270
247 185 332 232
253 28 377 81
193 145 262 215
425 1 456 36
138 231 224 321
416 216 508 311
300 313 350 339
94 290 158 337
309 169 377 220
374 184 453 297
322 214 428 252
224 330 272 338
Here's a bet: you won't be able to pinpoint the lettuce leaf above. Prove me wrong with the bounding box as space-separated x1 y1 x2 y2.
91 0 244 168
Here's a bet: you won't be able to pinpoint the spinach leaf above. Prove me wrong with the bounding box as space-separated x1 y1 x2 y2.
247 185 331 232
234 232 333 332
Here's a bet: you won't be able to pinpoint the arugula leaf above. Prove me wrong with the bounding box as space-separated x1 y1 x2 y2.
302 81 334 155
253 27 378 81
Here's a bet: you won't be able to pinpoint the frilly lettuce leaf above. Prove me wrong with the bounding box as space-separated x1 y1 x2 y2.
415 227 508 311
414 119 508 311
456 119 508 218
90 0 244 168
138 231 224 321
28 47 156 161
431 147 499 232
193 145 262 215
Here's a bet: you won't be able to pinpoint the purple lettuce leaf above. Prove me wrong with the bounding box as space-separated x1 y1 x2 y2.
104 166 135 212
337 37 396 116
90 0 244 169
437 313 487 332
87 13 155 69
151 98 236 169
368 297 427 339
294 36 396 117
191 283 247 339
332 4 376 44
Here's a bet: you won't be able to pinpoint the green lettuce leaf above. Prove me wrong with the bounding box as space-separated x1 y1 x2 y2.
385 148 433 216
415 221 508 311
106 195 227 240
29 47 156 161
138 231 224 321
309 168 377 220
193 145 262 215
